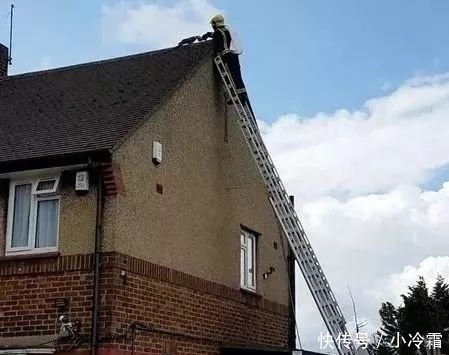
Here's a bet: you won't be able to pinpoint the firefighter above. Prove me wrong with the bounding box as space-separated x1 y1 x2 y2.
202 14 247 105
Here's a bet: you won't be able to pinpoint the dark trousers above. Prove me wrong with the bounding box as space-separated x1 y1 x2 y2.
221 52 255 118
222 52 246 94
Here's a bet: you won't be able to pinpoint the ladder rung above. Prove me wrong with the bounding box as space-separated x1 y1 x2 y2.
214 55 357 355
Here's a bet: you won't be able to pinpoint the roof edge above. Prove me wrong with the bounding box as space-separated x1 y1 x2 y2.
110 45 214 153
4 41 213 82
0 150 111 174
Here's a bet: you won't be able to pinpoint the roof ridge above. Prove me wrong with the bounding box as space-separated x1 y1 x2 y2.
0 39 214 165
2 41 212 82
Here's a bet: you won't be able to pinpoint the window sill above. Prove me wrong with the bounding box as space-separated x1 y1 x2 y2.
240 287 261 297
0 251 60 261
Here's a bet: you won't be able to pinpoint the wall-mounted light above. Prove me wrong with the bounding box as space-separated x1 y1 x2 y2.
262 266 276 280
120 269 127 285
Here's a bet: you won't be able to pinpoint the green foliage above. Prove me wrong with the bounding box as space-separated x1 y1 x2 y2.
371 275 449 355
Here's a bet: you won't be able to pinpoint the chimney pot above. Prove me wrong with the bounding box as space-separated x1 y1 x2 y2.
0 43 8 78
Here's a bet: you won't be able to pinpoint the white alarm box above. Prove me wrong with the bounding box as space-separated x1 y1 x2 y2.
75 171 89 191
152 141 163 164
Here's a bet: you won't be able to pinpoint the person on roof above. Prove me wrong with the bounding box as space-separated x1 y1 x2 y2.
202 14 247 105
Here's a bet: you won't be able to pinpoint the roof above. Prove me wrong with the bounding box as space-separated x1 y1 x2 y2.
0 41 213 165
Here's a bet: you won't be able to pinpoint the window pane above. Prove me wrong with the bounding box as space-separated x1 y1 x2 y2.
36 180 56 192
35 199 59 248
11 184 32 248
247 236 255 287
241 247 247 287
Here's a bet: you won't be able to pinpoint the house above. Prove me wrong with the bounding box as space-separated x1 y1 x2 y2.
0 40 296 355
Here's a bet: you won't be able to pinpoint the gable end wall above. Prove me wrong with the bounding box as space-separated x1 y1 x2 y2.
107 57 291 307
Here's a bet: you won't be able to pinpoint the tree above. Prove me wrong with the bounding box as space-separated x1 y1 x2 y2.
431 275 449 330
398 277 433 355
372 275 449 355
430 275 449 354
370 302 400 355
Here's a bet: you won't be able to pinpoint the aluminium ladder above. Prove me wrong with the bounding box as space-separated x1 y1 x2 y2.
214 55 358 355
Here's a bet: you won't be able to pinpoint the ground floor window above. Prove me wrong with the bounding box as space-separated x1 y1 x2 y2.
6 177 60 255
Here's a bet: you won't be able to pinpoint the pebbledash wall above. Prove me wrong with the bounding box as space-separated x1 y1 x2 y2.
0 57 292 354
107 53 291 305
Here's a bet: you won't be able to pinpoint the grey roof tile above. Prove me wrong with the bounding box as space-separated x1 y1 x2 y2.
0 41 213 163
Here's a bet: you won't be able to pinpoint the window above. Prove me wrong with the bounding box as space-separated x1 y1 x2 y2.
240 228 257 291
32 177 60 194
6 177 60 254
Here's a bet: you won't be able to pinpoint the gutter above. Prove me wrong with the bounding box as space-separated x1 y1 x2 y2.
90 162 104 355
288 248 296 349
288 196 296 350
0 150 111 174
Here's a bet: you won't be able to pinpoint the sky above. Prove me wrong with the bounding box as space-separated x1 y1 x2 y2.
2 0 449 353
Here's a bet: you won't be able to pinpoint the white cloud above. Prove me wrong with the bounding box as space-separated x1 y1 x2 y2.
260 73 449 201
383 256 449 306
101 0 222 49
294 183 449 350
259 73 449 351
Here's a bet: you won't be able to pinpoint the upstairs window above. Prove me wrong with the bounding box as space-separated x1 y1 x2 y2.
6 177 60 254
240 228 257 291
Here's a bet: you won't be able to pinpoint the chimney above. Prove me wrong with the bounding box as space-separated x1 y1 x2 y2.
0 43 8 78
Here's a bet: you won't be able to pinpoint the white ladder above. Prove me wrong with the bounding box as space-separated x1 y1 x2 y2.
214 55 358 355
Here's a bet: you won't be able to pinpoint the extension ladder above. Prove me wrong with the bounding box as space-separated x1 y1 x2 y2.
214 55 358 355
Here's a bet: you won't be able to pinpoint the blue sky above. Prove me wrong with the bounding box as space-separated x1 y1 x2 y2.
2 1 449 351
2 1 449 120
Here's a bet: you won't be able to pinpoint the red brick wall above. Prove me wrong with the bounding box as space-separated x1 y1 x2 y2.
102 253 290 353
0 254 93 339
0 253 291 355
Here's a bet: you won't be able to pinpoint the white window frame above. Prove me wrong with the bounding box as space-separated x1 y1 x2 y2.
240 228 257 291
0 349 55 355
31 176 60 195
6 176 61 255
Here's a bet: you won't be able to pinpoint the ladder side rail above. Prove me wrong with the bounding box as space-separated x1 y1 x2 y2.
242 119 349 323
213 56 332 304
214 54 343 321
214 58 276 186
269 197 357 355
214 56 358 355
215 57 348 320
269 199 336 318
251 111 354 338
269 196 348 325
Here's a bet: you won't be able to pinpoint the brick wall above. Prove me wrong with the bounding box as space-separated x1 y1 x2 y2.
0 253 291 355
0 254 93 339
102 253 290 353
